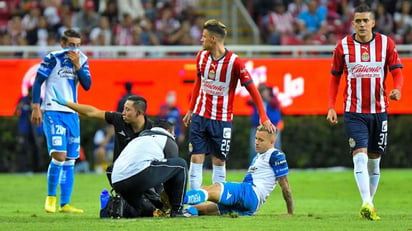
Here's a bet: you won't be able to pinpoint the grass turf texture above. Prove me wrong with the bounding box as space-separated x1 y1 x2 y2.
0 169 411 231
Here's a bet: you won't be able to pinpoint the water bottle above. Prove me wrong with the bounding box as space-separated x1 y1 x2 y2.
100 189 110 209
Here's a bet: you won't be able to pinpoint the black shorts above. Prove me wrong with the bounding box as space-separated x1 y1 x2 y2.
343 112 388 155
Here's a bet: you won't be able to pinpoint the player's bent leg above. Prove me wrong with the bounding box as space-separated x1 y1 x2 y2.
192 202 220 215
184 188 208 204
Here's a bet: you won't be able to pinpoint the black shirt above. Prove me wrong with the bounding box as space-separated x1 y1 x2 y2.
105 111 153 162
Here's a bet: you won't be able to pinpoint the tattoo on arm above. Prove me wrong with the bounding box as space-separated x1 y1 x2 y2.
279 176 294 215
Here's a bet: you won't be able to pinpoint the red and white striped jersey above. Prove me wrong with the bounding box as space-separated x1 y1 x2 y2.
192 49 253 121
331 33 403 113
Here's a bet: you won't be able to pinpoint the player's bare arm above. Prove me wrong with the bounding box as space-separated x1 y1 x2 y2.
52 87 103 119
66 102 105 119
278 175 294 216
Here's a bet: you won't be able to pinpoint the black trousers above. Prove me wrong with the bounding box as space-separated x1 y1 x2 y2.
113 157 188 213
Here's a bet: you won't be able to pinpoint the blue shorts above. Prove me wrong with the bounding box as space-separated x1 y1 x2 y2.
217 182 259 216
189 114 232 160
43 111 80 159
343 112 388 155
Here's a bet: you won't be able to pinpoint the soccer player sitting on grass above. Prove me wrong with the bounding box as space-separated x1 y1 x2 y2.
184 125 294 216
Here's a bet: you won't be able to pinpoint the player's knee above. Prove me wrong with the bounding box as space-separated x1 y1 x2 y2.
51 151 66 161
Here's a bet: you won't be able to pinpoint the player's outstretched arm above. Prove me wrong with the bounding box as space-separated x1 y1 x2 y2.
277 175 294 216
245 83 275 133
52 87 105 119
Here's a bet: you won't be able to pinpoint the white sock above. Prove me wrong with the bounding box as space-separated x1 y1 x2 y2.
212 165 226 184
367 157 381 201
353 153 371 205
189 162 203 190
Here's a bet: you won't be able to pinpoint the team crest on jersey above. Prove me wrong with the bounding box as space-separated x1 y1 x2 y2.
348 138 356 148
361 52 369 61
208 70 216 80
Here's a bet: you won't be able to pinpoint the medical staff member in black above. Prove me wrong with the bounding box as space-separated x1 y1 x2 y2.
52 92 153 184
111 120 191 217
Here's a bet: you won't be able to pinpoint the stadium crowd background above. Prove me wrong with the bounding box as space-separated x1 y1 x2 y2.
1 0 412 59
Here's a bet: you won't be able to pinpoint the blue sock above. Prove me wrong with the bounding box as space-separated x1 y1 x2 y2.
47 159 64 196
186 206 199 216
60 160 75 206
184 189 207 205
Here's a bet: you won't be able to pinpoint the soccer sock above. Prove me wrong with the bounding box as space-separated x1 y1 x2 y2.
367 157 381 201
189 162 203 190
212 165 226 184
47 158 64 196
60 159 75 206
353 153 372 205
184 189 208 205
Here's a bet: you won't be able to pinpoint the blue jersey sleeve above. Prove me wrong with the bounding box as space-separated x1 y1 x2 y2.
37 53 57 77
269 150 289 179
77 61 91 90
32 74 46 104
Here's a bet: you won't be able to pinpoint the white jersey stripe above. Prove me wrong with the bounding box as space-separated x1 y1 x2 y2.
380 36 388 113
222 55 236 121
370 39 376 113
211 60 224 119
342 37 352 112
354 42 362 113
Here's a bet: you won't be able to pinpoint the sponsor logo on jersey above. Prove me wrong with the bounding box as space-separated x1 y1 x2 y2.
58 67 76 79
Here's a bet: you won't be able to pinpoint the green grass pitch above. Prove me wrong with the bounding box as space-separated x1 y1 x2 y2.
0 169 411 231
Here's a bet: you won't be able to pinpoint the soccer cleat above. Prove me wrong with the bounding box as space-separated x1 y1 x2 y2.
359 203 380 221
59 204 84 214
170 209 193 218
45 196 57 213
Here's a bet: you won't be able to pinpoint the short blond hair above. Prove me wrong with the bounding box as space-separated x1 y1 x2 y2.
257 124 277 135
203 19 227 39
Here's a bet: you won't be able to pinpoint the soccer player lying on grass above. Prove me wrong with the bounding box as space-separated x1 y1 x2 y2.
184 125 294 216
